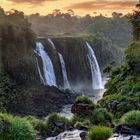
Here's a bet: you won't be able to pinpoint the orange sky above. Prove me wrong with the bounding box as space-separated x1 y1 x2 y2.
0 0 138 16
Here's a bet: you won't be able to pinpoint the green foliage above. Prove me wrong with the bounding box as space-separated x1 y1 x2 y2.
125 41 140 74
46 113 69 136
90 108 112 126
127 5 140 40
29 12 132 48
100 95 139 118
75 96 96 109
120 111 140 127
74 119 91 129
70 115 85 126
24 116 47 136
88 126 112 140
102 41 140 118
0 71 18 112
0 113 36 140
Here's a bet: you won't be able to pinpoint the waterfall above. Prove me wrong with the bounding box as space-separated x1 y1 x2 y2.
36 57 45 84
35 42 57 87
48 38 70 89
48 38 56 50
58 53 70 89
86 42 104 90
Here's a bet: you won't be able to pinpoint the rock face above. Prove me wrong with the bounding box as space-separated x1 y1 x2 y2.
9 86 78 117
106 100 140 115
38 36 122 91
71 102 92 117
109 134 140 140
114 125 140 136
46 130 87 140
109 125 140 140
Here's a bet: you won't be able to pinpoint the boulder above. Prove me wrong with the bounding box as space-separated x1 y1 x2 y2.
71 103 92 117
114 125 140 135
109 134 140 140
46 130 87 140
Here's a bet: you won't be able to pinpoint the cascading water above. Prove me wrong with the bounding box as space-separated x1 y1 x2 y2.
35 42 57 87
58 53 70 89
48 38 70 89
36 57 45 85
48 38 56 50
86 42 104 90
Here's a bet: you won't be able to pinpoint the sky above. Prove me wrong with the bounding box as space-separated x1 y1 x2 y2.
0 0 138 16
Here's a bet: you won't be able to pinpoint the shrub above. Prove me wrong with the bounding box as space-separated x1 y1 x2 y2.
46 113 69 137
90 108 112 126
0 113 36 140
120 110 140 127
100 95 138 118
75 96 96 109
125 41 140 74
70 115 84 125
24 116 47 136
74 119 91 129
88 126 112 140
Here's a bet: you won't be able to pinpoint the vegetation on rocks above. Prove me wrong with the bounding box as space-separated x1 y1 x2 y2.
0 113 36 140
120 111 140 127
88 126 112 140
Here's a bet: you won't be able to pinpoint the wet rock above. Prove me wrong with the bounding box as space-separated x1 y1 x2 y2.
79 126 89 131
109 134 140 140
46 130 86 140
80 131 87 140
52 120 66 130
114 125 140 135
0 119 10 133
71 103 92 117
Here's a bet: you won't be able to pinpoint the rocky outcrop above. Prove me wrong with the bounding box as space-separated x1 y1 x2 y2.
109 125 140 140
8 86 78 117
109 134 140 140
106 100 140 116
46 130 87 140
71 102 92 117
114 125 140 136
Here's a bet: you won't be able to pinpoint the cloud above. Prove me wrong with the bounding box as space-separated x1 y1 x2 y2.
65 1 137 11
7 0 57 4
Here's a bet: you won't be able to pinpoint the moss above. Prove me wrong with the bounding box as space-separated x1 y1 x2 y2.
75 96 96 109
46 113 69 137
88 126 112 140
90 108 112 126
120 111 140 127
0 113 36 140
74 119 91 129
100 95 139 118
24 116 47 137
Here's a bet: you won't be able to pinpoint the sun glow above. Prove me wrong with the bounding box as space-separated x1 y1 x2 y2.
0 0 137 16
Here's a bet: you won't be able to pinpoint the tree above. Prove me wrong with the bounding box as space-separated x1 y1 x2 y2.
112 12 123 18
127 2 140 40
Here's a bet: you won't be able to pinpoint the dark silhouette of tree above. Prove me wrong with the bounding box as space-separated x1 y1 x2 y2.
0 6 5 17
112 12 123 18
127 2 140 40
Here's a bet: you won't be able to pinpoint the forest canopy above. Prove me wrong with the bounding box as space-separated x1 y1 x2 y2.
28 10 132 48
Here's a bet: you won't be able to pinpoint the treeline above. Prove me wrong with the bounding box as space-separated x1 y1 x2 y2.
28 10 132 48
0 7 37 84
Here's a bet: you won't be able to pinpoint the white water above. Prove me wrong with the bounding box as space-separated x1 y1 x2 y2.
48 38 56 50
86 42 104 90
48 38 70 89
35 42 57 86
36 57 45 84
58 53 70 89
